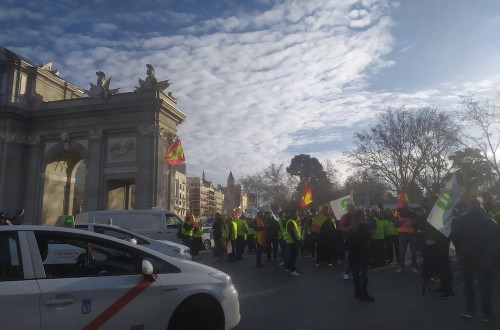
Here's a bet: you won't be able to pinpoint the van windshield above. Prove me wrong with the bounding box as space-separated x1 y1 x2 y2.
165 214 182 228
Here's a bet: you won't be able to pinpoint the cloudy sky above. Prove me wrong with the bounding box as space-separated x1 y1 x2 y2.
2 0 500 186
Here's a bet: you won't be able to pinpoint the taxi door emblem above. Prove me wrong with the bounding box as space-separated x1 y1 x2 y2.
82 299 92 314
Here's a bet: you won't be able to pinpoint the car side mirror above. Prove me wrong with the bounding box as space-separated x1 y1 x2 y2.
142 260 157 282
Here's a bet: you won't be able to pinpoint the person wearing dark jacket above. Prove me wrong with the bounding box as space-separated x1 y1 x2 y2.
264 211 279 262
415 196 454 298
451 198 500 321
212 212 225 259
348 208 374 302
314 205 336 267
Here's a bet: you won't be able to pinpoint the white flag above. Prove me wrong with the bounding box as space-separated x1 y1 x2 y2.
330 195 353 220
426 175 460 237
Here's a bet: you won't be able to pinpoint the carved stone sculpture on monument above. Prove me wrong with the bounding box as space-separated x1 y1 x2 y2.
135 64 172 94
84 71 120 98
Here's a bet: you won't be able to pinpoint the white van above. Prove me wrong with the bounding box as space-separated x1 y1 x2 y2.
76 209 184 242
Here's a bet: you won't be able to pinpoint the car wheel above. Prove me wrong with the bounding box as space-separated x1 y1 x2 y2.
203 239 212 250
168 294 224 330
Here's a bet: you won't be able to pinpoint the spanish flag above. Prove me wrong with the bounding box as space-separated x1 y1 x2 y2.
300 182 313 208
163 139 185 166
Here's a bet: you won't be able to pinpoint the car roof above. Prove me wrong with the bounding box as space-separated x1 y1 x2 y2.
0 225 166 256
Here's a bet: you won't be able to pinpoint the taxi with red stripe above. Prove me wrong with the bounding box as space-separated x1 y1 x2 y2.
0 225 240 329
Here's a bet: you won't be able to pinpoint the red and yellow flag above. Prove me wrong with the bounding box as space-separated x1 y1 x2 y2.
163 139 185 166
300 182 313 208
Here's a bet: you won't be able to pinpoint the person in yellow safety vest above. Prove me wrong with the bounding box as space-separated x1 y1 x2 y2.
285 209 301 276
181 213 194 248
369 207 390 267
225 216 237 262
277 211 288 266
191 221 203 257
235 214 248 260
384 208 400 265
246 216 256 253
313 205 336 267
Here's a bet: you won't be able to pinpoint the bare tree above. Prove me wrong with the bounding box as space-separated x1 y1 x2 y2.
344 170 390 207
346 106 460 193
321 159 341 192
240 163 297 211
458 95 500 178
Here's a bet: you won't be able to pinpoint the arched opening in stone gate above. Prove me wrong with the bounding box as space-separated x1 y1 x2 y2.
42 150 85 225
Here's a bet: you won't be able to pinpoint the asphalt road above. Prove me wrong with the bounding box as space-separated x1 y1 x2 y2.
196 250 500 330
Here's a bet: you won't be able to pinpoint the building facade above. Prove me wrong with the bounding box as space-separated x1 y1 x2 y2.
173 164 189 218
220 171 248 216
187 173 224 219
0 47 186 224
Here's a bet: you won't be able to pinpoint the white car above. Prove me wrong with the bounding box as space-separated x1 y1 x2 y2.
74 223 192 260
202 226 215 250
0 225 240 330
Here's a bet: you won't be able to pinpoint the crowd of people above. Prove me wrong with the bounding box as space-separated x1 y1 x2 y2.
177 195 500 319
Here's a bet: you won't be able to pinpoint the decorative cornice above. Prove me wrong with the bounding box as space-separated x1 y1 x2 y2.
89 129 103 141
138 125 173 142
27 135 41 145
0 131 26 144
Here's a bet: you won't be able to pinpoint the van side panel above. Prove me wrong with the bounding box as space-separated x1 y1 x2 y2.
76 210 182 243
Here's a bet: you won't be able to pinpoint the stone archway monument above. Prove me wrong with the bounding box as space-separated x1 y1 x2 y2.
0 48 186 224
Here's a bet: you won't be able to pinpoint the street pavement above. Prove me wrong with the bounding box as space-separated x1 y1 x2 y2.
196 250 500 330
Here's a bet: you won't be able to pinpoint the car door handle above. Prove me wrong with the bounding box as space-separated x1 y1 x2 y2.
44 297 76 306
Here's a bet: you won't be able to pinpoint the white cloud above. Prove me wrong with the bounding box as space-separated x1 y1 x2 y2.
3 0 500 186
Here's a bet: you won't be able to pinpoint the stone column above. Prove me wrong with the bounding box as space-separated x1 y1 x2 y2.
24 135 42 224
134 125 157 208
84 129 103 211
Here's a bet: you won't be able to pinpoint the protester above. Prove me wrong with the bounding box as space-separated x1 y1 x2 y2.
313 205 335 267
451 198 500 321
369 207 389 268
191 221 203 257
285 209 301 276
348 208 374 301
277 211 287 265
181 213 194 249
416 196 455 298
212 212 225 259
254 211 266 268
264 211 279 262
303 209 316 258
396 201 419 274
246 216 256 253
235 214 248 260
225 216 237 262
339 204 355 279
384 208 399 265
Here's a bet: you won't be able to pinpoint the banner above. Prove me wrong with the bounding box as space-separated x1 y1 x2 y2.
329 195 353 220
244 206 260 219
426 175 460 237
